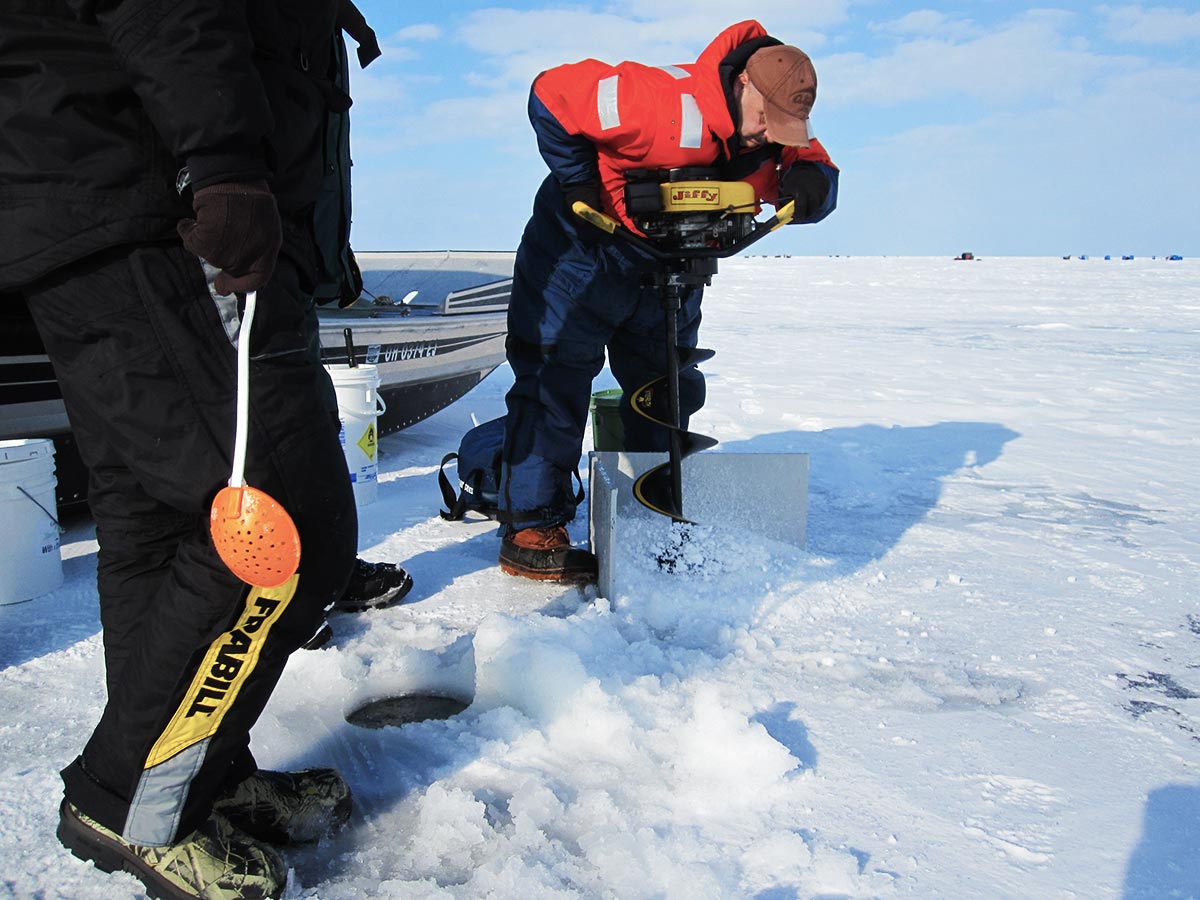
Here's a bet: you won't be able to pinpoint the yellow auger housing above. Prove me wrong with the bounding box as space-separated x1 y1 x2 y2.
657 180 757 214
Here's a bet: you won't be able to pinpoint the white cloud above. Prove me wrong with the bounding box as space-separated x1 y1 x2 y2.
451 7 837 92
365 44 420 64
821 12 1110 108
869 10 980 41
455 9 731 85
391 23 442 42
1099 5 1200 45
368 23 441 62
346 65 421 107
455 9 687 90
601 0 849 40
356 8 825 166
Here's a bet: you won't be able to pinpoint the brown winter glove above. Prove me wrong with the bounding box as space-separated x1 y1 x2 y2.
177 180 282 295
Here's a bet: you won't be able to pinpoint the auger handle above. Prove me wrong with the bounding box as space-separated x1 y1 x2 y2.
571 199 795 260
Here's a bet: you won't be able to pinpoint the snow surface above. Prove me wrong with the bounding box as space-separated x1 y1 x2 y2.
2 256 1198 899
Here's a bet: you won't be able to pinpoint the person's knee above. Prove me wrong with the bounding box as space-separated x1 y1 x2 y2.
679 368 707 422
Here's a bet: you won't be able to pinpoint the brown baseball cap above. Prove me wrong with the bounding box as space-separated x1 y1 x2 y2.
745 45 817 147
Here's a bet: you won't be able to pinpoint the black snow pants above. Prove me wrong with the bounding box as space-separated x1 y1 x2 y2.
22 242 357 846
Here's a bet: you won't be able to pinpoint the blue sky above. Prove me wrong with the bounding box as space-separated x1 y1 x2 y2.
344 3 1199 256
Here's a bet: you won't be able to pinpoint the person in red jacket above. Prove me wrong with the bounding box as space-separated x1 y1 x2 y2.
498 21 838 582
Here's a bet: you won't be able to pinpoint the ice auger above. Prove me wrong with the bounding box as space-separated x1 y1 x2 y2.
573 168 795 522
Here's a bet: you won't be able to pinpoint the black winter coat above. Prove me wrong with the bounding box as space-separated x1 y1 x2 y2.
0 0 342 290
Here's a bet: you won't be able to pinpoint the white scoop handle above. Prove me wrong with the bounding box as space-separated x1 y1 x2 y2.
228 290 256 489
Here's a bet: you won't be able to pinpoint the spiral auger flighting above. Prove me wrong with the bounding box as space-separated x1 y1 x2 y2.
629 285 719 523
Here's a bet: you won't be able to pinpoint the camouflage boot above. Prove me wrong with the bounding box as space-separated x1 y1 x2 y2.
212 768 352 845
57 800 286 899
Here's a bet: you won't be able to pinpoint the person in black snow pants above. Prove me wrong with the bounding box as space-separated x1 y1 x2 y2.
0 2 390 897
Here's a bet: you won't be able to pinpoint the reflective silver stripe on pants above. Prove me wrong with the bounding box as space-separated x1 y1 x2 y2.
123 739 210 846
202 259 241 346
597 75 620 130
680 94 702 149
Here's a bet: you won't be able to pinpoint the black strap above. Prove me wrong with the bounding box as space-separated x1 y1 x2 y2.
440 452 585 523
437 453 468 520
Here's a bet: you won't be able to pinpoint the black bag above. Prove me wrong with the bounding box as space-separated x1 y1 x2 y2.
438 417 505 520
437 416 585 521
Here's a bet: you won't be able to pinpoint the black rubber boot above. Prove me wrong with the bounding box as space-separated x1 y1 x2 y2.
499 526 597 584
332 559 413 612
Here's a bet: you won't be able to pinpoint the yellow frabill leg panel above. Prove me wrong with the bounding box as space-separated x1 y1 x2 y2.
143 574 300 768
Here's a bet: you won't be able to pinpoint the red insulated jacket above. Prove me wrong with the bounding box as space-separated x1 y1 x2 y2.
530 20 837 229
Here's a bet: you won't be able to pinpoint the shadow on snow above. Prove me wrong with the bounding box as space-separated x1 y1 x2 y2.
1122 783 1200 900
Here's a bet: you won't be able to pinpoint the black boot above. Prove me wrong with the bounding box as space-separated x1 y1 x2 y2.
499 526 597 584
332 559 414 612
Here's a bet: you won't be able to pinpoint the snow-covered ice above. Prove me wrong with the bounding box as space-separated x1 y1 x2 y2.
2 255 1197 898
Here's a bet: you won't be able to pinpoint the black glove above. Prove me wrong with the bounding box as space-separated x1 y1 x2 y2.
562 181 603 217
177 180 282 295
779 164 830 221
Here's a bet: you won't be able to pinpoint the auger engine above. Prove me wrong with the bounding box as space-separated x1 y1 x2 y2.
622 168 758 252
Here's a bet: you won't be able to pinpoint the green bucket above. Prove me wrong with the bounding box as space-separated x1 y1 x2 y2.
590 388 625 451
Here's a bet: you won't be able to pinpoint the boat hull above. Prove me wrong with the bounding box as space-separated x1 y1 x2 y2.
319 307 508 435
1 250 514 506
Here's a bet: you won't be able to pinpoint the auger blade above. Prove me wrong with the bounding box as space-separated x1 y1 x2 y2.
629 366 718 522
633 463 693 523
627 301 718 524
681 432 720 454
629 351 715 426
629 383 719 450
679 346 716 369
631 383 724 438
630 377 670 425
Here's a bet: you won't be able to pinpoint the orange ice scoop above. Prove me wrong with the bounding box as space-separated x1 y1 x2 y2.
209 290 301 587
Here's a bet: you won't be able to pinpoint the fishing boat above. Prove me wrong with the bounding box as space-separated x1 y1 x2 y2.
330 250 512 433
0 250 514 506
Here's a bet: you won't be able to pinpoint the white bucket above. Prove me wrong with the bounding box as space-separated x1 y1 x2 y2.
0 438 63 603
324 364 386 507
